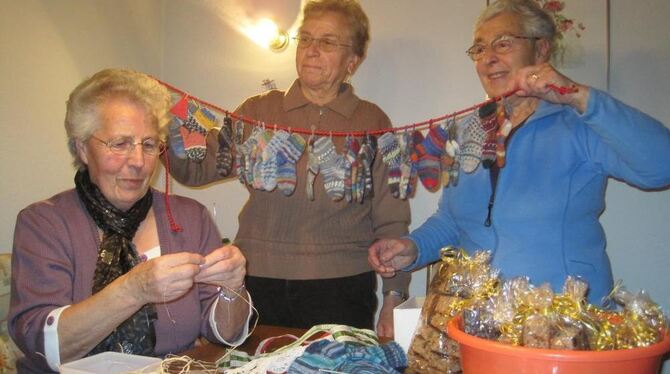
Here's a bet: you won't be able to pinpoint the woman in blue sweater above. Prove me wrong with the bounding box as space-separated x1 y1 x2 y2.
368 0 670 305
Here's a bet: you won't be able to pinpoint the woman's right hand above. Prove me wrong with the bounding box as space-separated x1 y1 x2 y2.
124 252 205 305
368 238 418 277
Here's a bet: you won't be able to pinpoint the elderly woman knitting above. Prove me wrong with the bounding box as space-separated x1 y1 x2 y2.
369 0 670 305
9 68 252 373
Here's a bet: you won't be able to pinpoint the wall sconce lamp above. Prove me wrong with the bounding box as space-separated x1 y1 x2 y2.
243 18 290 53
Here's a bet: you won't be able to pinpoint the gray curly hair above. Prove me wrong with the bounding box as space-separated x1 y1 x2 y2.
64 68 171 169
476 0 557 56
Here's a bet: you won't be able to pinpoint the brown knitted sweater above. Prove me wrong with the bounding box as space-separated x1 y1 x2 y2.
166 80 411 293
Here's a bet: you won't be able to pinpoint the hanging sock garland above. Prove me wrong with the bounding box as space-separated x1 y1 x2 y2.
158 78 577 201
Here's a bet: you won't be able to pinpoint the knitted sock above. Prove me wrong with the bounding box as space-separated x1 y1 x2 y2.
252 130 273 190
397 131 413 200
459 113 484 173
216 116 234 177
239 128 261 186
168 118 186 159
496 104 512 168
258 130 287 191
377 132 402 198
180 115 207 162
306 137 320 201
314 136 346 201
416 125 448 191
478 101 498 169
193 107 217 131
233 120 246 183
276 132 306 196
343 136 360 202
440 120 455 187
444 139 461 185
354 135 376 202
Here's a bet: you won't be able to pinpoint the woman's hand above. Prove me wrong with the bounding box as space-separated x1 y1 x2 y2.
125 252 205 305
376 294 405 338
515 63 590 113
368 238 418 277
194 244 247 291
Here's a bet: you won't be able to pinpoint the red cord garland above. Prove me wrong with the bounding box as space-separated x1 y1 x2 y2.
156 78 577 137
162 150 183 233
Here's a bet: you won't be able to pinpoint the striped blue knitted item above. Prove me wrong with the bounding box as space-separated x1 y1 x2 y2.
287 340 407 374
276 132 306 196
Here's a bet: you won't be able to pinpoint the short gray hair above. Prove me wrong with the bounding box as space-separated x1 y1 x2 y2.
301 0 370 59
64 68 171 168
476 0 557 54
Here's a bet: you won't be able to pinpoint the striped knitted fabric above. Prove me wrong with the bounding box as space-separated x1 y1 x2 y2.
356 135 376 202
343 136 360 202
252 130 273 190
415 125 448 192
314 136 346 201
378 132 402 198
459 112 484 173
287 340 407 374
478 101 499 169
276 132 306 196
216 116 234 177
180 115 207 162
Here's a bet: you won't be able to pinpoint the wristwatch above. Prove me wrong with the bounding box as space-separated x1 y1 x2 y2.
218 283 246 302
383 290 409 301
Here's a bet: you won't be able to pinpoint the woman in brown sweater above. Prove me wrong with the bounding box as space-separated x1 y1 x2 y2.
166 0 410 337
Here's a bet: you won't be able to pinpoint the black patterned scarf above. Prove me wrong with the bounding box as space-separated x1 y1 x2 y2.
74 169 157 356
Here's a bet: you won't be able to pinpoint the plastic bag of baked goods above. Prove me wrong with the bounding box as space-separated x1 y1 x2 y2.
405 247 499 374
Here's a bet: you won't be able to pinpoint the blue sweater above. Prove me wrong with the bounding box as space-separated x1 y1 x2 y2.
407 89 670 304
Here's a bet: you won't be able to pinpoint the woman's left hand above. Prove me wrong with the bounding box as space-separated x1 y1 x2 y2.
194 244 246 290
515 63 590 113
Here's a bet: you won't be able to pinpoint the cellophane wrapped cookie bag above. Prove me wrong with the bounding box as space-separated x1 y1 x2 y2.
405 247 499 373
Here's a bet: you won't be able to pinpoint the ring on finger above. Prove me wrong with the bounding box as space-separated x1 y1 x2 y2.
530 73 539 80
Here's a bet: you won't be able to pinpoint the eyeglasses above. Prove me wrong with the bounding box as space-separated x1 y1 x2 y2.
90 135 165 156
293 35 352 52
466 34 540 61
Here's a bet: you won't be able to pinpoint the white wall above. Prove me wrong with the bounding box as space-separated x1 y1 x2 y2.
1 1 668 370
0 0 164 251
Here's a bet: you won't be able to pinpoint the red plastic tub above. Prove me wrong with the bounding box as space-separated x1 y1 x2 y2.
447 316 670 374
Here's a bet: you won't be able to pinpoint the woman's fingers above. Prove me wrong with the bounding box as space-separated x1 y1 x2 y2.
195 245 246 288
